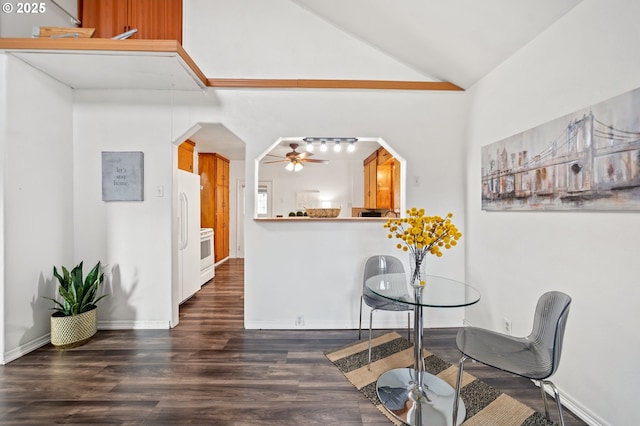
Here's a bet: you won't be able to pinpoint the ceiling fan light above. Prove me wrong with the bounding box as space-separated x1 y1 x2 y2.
285 162 294 171
294 162 303 172
334 142 342 152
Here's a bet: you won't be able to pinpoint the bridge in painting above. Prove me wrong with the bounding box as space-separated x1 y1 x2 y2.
481 112 640 209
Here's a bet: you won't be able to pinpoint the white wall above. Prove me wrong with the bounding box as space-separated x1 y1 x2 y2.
465 0 640 424
0 0 78 38
181 0 470 329
229 159 246 258
73 91 179 329
0 55 5 359
201 88 468 329
1 55 74 363
183 0 433 81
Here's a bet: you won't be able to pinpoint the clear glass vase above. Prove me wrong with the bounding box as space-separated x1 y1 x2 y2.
409 252 427 288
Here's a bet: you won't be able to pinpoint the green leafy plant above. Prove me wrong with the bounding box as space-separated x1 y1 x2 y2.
46 261 107 316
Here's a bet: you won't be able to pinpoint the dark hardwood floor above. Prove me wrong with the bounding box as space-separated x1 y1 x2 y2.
0 258 585 425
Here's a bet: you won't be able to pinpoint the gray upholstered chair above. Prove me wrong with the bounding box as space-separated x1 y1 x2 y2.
453 291 572 426
358 255 412 368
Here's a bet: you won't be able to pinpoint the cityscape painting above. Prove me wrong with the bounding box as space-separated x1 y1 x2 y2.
481 87 640 211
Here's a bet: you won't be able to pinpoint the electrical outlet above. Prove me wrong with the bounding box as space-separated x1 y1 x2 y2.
295 315 305 327
504 317 512 335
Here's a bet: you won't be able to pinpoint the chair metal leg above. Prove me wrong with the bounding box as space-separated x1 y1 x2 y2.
452 354 466 426
407 311 411 341
541 380 565 426
540 380 550 419
367 309 375 370
358 296 364 340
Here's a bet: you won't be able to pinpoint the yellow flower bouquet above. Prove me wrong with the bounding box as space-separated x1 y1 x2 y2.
384 207 462 287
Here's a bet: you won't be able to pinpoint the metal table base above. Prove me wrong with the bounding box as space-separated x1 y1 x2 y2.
377 367 466 426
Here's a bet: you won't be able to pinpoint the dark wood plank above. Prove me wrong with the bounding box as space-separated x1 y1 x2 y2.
0 258 585 425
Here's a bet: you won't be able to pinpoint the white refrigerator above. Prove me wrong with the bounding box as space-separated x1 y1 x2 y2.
177 169 202 303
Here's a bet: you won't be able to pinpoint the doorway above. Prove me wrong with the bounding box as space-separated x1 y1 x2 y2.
171 122 246 327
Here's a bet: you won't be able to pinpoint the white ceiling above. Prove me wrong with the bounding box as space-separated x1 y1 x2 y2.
7 50 206 90
188 123 247 160
1 1 584 158
195 0 584 158
293 0 583 88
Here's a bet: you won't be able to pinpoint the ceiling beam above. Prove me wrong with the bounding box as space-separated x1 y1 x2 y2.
207 78 464 91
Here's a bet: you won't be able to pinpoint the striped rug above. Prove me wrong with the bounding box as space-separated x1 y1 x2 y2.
325 331 556 426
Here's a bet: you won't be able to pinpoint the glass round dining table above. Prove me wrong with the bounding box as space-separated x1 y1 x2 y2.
365 273 480 426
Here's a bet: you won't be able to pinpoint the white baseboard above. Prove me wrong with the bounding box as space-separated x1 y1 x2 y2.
243 319 463 330
1 321 171 364
538 382 607 426
98 320 170 330
2 333 51 365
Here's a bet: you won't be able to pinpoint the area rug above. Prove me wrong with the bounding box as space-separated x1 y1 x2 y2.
325 331 557 426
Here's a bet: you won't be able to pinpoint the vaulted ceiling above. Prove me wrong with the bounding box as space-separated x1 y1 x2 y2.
292 0 583 88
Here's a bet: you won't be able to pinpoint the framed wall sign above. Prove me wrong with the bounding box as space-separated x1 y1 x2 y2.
102 151 144 201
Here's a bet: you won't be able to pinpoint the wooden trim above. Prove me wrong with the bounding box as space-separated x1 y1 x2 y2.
37 27 96 38
0 38 208 88
0 37 181 52
207 78 464 91
174 43 208 88
0 39 464 92
254 217 388 222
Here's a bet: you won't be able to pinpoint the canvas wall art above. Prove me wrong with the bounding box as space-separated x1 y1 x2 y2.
482 87 640 211
102 151 144 201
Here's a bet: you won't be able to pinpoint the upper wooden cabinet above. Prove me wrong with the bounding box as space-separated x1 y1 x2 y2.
80 0 182 43
364 147 401 211
177 140 195 172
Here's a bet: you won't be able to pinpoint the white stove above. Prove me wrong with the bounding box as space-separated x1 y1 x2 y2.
200 228 215 284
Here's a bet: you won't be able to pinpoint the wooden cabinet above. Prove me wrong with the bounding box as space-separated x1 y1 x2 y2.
199 153 230 263
364 152 377 209
80 0 182 42
177 140 195 172
363 147 401 211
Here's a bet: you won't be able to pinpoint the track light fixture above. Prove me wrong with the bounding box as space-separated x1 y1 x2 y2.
302 137 358 153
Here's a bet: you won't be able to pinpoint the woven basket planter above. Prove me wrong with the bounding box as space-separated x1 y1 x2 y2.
50 308 97 349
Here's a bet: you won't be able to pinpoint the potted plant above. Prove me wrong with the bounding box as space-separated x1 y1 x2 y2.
46 261 107 349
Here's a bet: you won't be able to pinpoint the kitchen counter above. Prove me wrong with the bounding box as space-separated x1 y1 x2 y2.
254 217 389 222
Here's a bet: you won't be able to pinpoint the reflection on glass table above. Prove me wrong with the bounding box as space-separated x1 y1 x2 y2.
365 273 480 426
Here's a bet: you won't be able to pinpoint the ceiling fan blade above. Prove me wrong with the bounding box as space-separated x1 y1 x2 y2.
263 160 287 164
265 153 283 158
285 152 302 159
302 159 329 164
297 151 314 159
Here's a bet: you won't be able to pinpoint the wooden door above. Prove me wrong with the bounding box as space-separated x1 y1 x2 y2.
198 153 216 229
81 0 128 38
364 155 377 209
213 156 230 261
81 0 182 42
392 159 401 211
376 163 392 209
214 185 229 262
128 0 182 42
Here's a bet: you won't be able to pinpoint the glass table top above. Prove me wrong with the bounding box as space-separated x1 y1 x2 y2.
365 273 481 308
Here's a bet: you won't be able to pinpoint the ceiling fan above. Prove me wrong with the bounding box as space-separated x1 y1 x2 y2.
263 143 329 171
